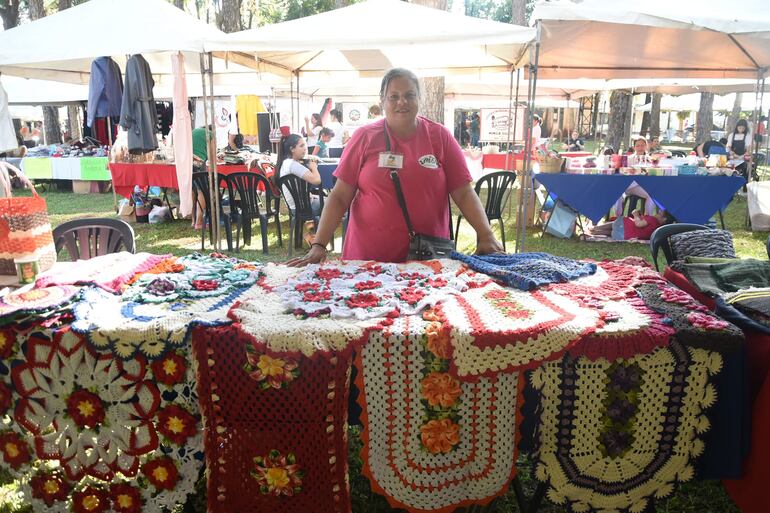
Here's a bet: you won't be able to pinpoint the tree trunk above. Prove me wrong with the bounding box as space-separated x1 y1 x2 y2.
639 93 651 137
67 105 82 142
28 0 62 145
411 0 447 124
174 0 185 8
607 90 631 153
511 0 526 25
650 93 661 138
0 0 21 29
58 0 72 10
219 0 242 33
27 0 45 19
726 92 743 135
696 92 714 144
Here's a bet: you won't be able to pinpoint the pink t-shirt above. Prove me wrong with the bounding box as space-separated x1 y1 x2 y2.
334 117 471 262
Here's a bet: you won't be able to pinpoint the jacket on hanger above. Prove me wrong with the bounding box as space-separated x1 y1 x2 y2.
87 56 123 127
120 54 158 154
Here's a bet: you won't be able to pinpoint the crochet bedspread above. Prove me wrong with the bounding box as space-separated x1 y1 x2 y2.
0 252 744 513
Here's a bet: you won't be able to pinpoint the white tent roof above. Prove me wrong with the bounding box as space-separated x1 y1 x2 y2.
527 0 770 79
207 0 535 76
0 0 281 87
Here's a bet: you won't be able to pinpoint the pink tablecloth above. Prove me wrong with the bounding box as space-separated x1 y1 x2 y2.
109 163 249 199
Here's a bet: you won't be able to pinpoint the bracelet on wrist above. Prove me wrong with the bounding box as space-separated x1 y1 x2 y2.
310 242 328 252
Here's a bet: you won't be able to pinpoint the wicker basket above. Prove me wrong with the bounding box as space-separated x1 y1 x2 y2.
539 156 564 173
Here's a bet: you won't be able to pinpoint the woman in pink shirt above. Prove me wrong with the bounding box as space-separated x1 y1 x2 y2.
288 68 503 265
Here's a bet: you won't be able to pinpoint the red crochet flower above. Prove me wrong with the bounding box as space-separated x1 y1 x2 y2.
66 389 106 428
251 450 304 497
72 486 110 513
150 353 187 386
397 287 426 305
354 280 382 291
346 293 381 309
295 282 320 293
0 432 29 469
360 262 383 274
0 382 12 413
209 252 228 259
315 268 343 281
303 289 331 302
0 329 14 359
426 277 448 288
30 470 70 506
142 457 179 491
156 405 198 445
110 483 142 513
192 279 219 291
687 312 730 331
660 286 693 305
399 271 426 281
484 288 508 300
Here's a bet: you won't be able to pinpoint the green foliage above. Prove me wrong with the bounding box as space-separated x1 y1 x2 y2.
461 0 536 24
255 0 360 26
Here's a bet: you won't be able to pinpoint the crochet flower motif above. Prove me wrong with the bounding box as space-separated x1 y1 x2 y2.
315 268 345 281
251 450 304 496
659 286 708 312
420 419 460 454
191 279 219 291
244 345 300 390
30 470 71 506
13 331 160 481
354 280 382 291
484 288 532 320
687 312 730 331
150 352 187 386
397 287 426 306
0 329 15 359
156 405 198 446
425 322 452 359
303 289 331 303
146 277 177 296
110 482 142 513
0 431 30 469
72 486 110 513
0 382 12 413
345 292 381 309
598 362 645 459
421 372 462 408
142 456 179 491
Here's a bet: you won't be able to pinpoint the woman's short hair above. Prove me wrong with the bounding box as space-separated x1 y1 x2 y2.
368 104 381 117
736 118 749 132
330 109 342 122
379 68 421 100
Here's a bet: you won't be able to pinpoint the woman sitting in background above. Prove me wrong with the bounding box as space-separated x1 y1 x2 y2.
588 209 672 241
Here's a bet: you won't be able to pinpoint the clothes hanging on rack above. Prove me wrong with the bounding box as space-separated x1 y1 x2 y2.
171 53 193 218
156 101 173 137
0 79 18 153
90 117 119 146
235 95 266 136
120 54 158 154
87 57 123 127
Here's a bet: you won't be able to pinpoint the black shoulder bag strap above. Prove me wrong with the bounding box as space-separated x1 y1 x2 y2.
385 126 416 238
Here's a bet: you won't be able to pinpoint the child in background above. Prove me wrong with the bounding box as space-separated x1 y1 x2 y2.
312 128 335 158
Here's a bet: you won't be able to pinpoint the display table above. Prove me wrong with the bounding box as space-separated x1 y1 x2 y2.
0 252 747 513
109 162 249 198
534 173 746 224
20 156 110 180
481 152 523 170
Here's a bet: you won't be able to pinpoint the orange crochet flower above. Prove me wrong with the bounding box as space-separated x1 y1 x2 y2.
420 419 460 454
421 372 462 408
425 322 451 359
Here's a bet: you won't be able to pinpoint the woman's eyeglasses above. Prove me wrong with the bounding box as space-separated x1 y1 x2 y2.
385 93 418 104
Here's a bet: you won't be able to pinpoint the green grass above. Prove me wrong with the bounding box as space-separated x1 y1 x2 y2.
5 184 758 513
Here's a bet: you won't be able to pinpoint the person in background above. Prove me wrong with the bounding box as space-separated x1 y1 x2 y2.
312 128 335 158
531 114 542 146
589 209 672 241
565 130 584 151
286 67 503 266
368 105 383 122
470 113 480 147
327 109 348 148
694 138 727 158
648 136 661 153
191 125 214 229
304 113 323 147
630 137 648 156
277 133 323 245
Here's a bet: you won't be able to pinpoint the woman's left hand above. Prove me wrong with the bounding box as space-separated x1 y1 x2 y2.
475 234 505 255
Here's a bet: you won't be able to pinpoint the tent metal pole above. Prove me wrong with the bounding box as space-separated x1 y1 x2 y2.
516 20 540 254
505 67 515 170
107 116 118 213
207 52 221 251
198 53 214 249
513 68 521 145
751 70 764 179
507 67 520 218
627 87 635 151
290 75 295 131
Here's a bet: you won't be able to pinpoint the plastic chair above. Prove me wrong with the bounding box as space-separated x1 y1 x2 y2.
52 217 135 261
766 235 770 260
670 150 687 158
255 162 283 247
455 171 516 251
224 172 272 254
278 174 321 257
192 171 239 252
649 223 710 271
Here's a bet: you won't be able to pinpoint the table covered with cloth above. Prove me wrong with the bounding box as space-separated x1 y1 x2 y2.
0 252 745 513
534 173 746 224
109 162 249 199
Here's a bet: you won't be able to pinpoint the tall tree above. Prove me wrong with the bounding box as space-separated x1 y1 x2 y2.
607 90 631 152
696 92 714 144
410 0 447 123
511 0 525 25
639 93 651 137
220 0 242 32
0 0 21 29
726 92 743 135
57 0 82 142
28 0 63 145
174 0 185 8
649 93 661 138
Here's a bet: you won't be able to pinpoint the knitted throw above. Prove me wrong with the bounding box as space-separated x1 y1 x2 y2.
192 325 352 513
450 252 597 290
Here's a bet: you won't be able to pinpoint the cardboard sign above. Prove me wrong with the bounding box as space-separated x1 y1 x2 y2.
80 157 111 181
20 157 53 179
479 107 525 143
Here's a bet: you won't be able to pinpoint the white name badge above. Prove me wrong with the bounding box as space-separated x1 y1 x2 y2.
379 152 404 169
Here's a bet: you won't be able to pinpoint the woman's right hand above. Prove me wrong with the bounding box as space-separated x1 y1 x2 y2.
307 159 318 171
286 244 327 267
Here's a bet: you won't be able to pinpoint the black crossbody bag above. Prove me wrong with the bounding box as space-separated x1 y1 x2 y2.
384 126 455 260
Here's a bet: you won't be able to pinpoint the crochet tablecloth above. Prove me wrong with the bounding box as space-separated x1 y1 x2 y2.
0 253 745 513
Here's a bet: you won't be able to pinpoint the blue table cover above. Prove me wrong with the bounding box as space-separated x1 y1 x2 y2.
318 163 337 190
534 174 746 224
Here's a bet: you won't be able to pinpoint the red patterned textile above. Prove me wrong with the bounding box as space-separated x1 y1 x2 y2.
192 325 352 513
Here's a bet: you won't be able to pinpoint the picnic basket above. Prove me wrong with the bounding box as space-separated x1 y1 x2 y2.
0 171 56 275
539 156 565 173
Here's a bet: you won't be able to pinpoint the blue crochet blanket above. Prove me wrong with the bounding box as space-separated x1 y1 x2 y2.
450 252 597 291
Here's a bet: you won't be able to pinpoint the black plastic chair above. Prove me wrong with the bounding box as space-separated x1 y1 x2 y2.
278 174 322 257
670 150 687 158
224 172 272 254
649 223 710 271
52 217 135 261
192 171 238 252
255 162 283 246
455 171 516 251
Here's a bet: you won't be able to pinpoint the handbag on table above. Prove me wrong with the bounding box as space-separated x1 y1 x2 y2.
0 170 57 275
384 125 455 261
